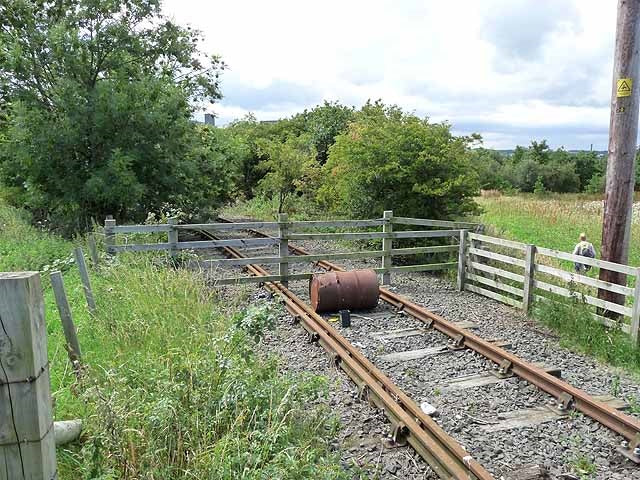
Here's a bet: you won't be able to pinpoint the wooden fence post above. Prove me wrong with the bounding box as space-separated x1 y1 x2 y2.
50 271 82 364
74 247 96 314
631 268 640 346
522 244 536 313
278 213 289 287
382 210 393 285
168 217 178 260
457 229 468 291
0 272 57 480
87 234 99 268
104 217 116 256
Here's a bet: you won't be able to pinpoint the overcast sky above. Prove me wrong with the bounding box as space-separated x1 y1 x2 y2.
163 0 617 150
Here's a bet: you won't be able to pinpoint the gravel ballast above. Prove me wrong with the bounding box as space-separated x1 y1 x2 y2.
205 233 640 480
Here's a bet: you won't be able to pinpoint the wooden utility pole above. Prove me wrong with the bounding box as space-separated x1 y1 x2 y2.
600 0 640 309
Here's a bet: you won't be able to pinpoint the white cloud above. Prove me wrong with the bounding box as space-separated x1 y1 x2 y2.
164 0 617 149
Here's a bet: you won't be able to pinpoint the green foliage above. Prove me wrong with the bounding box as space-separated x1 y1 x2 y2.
224 115 276 199
0 199 347 479
533 176 546 195
468 148 508 190
318 101 480 219
76 275 344 479
185 124 249 211
256 135 318 214
570 455 597 479
574 151 605 189
533 293 640 374
0 199 71 271
474 141 605 194
294 101 355 164
224 102 354 200
0 0 226 233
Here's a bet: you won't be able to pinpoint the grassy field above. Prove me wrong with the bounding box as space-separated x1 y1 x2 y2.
476 193 640 375
476 193 640 267
0 201 347 479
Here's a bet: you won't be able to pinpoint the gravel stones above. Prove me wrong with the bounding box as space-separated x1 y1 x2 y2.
205 235 640 479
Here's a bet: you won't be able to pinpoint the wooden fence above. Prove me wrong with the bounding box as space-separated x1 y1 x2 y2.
104 211 479 286
460 232 640 344
104 213 640 344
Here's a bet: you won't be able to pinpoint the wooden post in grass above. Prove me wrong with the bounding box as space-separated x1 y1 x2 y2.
522 244 536 314
0 272 57 480
457 229 467 291
381 210 393 285
278 213 289 287
631 268 640 346
104 217 116 256
50 271 82 364
168 217 178 260
87 234 99 267
74 247 96 314
599 0 640 313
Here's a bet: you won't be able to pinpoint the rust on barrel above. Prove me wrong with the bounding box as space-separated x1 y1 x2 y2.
309 269 379 313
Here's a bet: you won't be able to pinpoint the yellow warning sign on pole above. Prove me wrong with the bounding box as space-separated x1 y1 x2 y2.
617 78 632 97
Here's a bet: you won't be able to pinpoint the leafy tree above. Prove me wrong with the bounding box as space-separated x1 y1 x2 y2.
295 101 354 164
184 124 249 211
540 161 580 193
318 101 480 219
533 176 546 195
511 145 527 164
468 148 508 190
0 0 224 231
586 172 606 193
529 140 551 164
573 151 600 189
224 115 270 199
225 102 354 199
256 135 318 214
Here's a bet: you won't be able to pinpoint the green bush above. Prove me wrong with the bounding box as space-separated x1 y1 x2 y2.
0 200 71 271
318 101 481 219
0 199 347 479
534 298 640 373
0 0 226 233
74 266 346 479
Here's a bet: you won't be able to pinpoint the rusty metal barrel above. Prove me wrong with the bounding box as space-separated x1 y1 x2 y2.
309 269 379 313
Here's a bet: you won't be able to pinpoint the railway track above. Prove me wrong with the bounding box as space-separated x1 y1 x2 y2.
205 232 494 480
199 220 640 479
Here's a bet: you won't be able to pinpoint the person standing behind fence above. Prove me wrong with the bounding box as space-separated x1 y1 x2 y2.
573 233 596 273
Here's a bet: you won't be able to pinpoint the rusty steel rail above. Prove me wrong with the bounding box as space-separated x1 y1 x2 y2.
298 245 640 444
215 217 640 454
204 230 495 480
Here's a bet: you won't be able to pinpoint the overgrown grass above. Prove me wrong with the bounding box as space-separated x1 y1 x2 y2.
479 194 640 375
534 298 640 374
222 196 325 221
0 200 348 479
476 193 640 267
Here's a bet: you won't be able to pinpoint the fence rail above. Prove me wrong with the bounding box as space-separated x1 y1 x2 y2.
104 213 640 344
464 232 640 344
104 212 475 287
